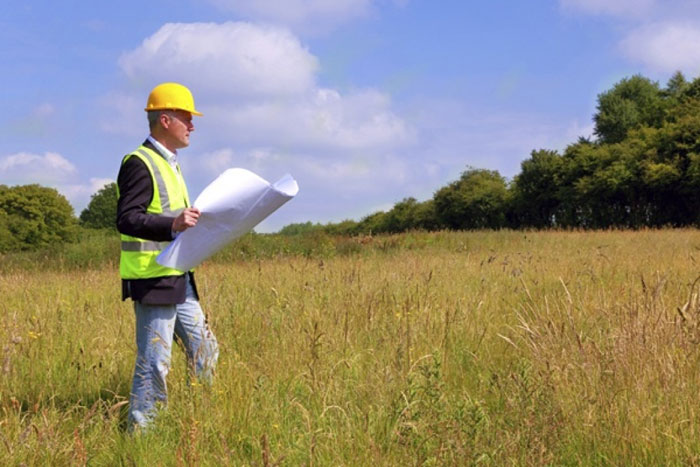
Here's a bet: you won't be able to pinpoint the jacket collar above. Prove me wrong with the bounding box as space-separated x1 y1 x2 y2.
142 138 176 164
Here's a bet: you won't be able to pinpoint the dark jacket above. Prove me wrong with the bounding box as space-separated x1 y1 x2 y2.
116 139 198 305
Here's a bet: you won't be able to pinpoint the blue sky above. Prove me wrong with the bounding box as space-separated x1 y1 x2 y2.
2 0 700 231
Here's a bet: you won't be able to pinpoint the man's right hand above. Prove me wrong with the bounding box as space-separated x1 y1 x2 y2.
172 207 201 232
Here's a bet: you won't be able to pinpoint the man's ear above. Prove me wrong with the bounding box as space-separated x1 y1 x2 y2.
159 112 171 129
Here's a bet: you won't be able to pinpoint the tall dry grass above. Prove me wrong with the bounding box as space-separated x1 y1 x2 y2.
1 229 699 465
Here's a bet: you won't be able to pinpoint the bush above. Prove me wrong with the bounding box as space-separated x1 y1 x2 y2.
433 168 509 230
0 184 78 252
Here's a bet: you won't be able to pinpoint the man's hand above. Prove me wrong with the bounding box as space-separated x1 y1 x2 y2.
172 207 201 232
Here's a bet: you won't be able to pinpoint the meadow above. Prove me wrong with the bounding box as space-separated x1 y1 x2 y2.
1 229 700 465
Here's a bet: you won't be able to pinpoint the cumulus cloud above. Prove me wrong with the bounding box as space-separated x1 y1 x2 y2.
119 22 318 99
113 22 411 153
559 1 700 74
620 22 700 73
190 147 297 179
204 87 412 151
204 0 374 34
196 148 237 175
0 152 77 184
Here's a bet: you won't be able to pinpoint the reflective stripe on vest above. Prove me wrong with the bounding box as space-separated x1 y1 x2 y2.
133 148 180 216
119 145 190 279
121 240 171 252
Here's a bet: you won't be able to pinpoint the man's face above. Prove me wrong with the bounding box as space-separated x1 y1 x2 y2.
162 110 194 150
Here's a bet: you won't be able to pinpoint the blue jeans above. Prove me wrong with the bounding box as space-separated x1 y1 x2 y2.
128 279 218 429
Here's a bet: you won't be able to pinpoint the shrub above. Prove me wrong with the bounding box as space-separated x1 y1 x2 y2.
0 184 78 252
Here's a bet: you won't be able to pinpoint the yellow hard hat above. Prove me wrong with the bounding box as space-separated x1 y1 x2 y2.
144 82 203 116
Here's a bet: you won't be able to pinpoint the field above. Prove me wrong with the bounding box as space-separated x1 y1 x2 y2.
2 229 700 465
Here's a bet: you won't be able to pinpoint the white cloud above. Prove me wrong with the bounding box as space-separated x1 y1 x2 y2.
119 22 318 99
111 22 411 152
559 0 656 18
620 22 700 73
204 0 373 34
559 1 700 75
302 151 409 185
0 152 77 184
205 87 412 151
197 148 237 175
189 147 291 179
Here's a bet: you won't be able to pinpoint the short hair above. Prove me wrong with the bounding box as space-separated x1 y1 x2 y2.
148 109 181 131
147 110 164 131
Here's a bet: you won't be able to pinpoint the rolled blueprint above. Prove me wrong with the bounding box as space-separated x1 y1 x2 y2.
157 168 299 271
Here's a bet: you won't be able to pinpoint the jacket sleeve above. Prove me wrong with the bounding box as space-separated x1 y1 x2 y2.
116 156 175 241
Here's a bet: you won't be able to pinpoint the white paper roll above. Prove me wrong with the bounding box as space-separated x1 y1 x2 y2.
157 168 299 271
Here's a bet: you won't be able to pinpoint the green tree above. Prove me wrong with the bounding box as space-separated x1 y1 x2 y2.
413 199 441 231
510 149 563 228
633 101 700 225
679 75 700 101
357 211 389 234
80 182 118 229
664 71 689 99
0 184 78 252
433 168 509 230
324 219 360 236
379 197 435 233
567 143 638 228
279 221 323 235
594 75 666 144
0 205 19 252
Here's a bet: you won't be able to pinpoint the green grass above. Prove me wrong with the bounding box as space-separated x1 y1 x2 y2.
2 229 700 465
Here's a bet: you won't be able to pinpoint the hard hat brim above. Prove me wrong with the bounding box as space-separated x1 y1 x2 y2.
144 106 203 117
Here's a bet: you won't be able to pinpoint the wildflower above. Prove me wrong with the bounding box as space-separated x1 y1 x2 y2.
28 331 41 339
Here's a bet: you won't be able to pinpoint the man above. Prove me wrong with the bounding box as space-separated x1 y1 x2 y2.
116 82 218 429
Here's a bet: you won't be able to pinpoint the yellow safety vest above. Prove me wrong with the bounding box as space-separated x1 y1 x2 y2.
119 145 191 279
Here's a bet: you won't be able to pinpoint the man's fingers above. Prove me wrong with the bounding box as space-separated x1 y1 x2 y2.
172 208 201 232
185 208 199 227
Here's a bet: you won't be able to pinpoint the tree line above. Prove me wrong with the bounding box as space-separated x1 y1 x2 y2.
2 72 700 252
281 72 700 235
